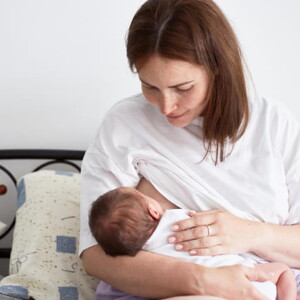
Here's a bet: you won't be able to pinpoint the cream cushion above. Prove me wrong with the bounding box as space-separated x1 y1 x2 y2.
0 170 99 299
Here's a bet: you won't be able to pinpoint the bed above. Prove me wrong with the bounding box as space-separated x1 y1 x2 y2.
0 149 99 300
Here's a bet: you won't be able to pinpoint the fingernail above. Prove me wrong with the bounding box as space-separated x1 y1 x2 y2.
175 244 183 250
190 250 196 255
168 236 176 244
172 225 179 231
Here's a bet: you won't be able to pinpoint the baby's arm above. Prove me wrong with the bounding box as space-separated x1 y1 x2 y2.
255 262 296 300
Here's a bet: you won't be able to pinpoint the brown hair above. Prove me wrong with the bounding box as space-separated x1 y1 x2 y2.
89 187 158 257
126 0 249 164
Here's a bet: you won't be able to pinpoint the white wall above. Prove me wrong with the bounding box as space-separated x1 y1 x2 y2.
215 0 300 116
0 0 300 274
1 0 300 151
0 0 144 150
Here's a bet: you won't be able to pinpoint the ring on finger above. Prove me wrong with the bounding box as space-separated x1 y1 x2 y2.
206 225 212 237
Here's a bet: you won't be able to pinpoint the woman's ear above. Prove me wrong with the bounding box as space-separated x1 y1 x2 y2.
147 203 161 220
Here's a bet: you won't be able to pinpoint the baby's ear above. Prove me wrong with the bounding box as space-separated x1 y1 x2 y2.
147 203 160 220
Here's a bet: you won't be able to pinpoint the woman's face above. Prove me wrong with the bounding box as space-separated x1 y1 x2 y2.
138 54 210 127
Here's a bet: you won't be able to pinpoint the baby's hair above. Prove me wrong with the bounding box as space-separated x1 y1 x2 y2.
89 187 159 256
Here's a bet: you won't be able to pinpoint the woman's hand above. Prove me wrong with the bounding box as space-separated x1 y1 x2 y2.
200 264 272 300
168 210 260 256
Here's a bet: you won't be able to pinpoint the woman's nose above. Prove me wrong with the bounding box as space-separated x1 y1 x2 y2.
159 94 178 115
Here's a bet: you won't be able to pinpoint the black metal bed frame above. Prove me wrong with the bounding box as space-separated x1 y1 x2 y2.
0 149 85 259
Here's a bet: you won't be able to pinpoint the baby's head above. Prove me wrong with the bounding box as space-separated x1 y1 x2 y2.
89 186 163 257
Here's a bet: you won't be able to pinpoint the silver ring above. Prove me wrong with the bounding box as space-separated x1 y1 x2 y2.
206 225 211 237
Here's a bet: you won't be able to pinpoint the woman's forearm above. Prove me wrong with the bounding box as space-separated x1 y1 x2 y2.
81 244 204 298
81 244 273 299
251 222 300 268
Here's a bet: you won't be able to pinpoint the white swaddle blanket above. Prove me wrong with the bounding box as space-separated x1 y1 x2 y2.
143 210 276 299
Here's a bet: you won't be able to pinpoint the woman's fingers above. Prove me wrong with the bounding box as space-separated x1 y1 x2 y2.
169 224 215 243
169 210 221 252
172 210 219 231
170 210 256 254
245 265 275 282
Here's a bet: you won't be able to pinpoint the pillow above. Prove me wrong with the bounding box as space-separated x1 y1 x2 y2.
0 170 99 300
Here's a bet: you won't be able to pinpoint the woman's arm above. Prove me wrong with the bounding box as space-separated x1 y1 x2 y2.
81 244 271 300
82 244 201 297
253 222 300 267
169 210 300 268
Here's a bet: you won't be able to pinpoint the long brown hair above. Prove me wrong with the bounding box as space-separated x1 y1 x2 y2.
127 0 249 164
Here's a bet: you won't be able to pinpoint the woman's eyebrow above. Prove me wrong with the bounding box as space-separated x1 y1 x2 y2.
139 78 194 88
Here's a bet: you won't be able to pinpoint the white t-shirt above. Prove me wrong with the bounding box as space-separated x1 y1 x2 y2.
80 93 300 255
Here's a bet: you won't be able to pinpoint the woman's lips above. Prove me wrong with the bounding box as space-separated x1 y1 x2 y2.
167 112 186 119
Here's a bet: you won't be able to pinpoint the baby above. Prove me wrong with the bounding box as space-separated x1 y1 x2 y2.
89 186 297 300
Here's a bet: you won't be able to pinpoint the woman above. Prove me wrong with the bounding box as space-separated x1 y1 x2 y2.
80 0 300 299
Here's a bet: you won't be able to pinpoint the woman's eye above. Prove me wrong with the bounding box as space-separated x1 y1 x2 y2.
144 85 158 91
176 86 193 93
